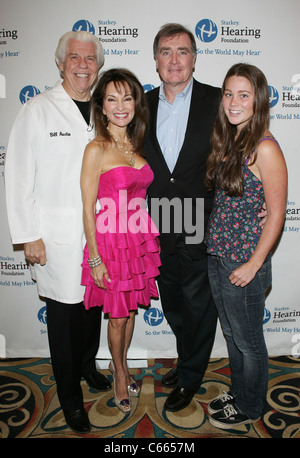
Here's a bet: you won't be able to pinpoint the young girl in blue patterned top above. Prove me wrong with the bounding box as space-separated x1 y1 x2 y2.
205 63 287 429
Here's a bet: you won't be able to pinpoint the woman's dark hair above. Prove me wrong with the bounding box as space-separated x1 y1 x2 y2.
91 68 149 153
205 63 270 196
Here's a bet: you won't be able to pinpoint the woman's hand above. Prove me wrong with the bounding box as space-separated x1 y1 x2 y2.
91 262 110 289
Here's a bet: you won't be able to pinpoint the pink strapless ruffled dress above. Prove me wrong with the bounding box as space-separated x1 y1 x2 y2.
81 164 161 318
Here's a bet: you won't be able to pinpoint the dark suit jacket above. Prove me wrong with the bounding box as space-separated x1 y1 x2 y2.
144 78 221 259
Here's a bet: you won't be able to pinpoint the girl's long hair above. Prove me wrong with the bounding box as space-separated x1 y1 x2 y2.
91 68 149 154
205 63 270 196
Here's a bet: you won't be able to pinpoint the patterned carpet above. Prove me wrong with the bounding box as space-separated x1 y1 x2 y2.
0 356 299 439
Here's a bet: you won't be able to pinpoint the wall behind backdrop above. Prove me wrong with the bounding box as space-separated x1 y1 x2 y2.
1 0 300 360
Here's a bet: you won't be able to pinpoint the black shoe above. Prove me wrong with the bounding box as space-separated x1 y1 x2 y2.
63 408 91 433
84 371 112 391
162 366 178 387
208 390 235 414
209 403 259 429
164 386 195 412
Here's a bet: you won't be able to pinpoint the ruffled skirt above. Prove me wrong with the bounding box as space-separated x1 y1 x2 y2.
81 212 161 318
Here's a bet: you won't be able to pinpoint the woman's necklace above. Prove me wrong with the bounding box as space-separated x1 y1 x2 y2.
109 130 135 167
115 138 135 167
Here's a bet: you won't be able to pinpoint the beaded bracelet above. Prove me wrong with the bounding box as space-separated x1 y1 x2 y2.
88 255 102 268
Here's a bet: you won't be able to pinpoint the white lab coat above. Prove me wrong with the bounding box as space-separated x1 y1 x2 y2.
5 83 95 303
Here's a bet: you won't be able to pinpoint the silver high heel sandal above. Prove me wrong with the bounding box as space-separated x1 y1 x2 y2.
109 360 140 397
128 377 140 397
109 361 130 413
113 380 130 413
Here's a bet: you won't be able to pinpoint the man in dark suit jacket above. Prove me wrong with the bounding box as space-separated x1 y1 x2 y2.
143 23 221 412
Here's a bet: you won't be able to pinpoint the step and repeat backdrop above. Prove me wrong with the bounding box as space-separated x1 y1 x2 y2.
1 0 300 360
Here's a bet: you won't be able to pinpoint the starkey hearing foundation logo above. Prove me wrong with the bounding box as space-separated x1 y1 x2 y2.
144 308 164 327
195 19 218 43
269 76 300 121
269 86 279 108
0 256 29 278
19 85 41 104
72 19 139 43
73 20 95 34
264 307 300 357
38 306 47 325
143 307 174 338
195 18 261 44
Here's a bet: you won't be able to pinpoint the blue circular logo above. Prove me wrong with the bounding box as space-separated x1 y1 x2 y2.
195 19 218 43
143 84 155 93
144 307 164 326
19 85 40 104
38 306 47 325
263 308 271 325
72 20 95 34
268 86 279 107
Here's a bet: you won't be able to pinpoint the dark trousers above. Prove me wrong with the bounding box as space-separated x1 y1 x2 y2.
157 235 218 391
46 298 101 411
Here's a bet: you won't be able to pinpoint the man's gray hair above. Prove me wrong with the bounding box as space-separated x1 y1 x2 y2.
55 31 104 71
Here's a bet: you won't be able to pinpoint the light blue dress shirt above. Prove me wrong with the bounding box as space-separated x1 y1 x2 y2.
156 78 193 172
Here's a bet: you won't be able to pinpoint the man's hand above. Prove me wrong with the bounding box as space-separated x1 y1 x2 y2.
258 202 267 228
24 239 47 265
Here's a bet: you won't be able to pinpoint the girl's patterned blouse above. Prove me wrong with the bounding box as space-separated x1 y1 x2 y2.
205 165 265 262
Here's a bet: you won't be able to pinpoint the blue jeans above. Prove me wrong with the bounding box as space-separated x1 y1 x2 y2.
208 254 271 419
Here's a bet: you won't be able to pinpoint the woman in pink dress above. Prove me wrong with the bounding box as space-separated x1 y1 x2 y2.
80 69 161 414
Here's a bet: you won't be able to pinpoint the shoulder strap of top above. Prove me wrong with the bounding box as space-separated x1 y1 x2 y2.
257 135 278 145
244 136 279 165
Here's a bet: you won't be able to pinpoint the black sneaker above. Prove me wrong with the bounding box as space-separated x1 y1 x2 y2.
209 403 259 430
208 390 235 414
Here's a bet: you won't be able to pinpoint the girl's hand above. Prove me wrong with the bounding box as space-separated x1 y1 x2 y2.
229 261 258 288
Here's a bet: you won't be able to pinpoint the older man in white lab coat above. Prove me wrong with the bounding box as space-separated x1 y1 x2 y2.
5 31 110 433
